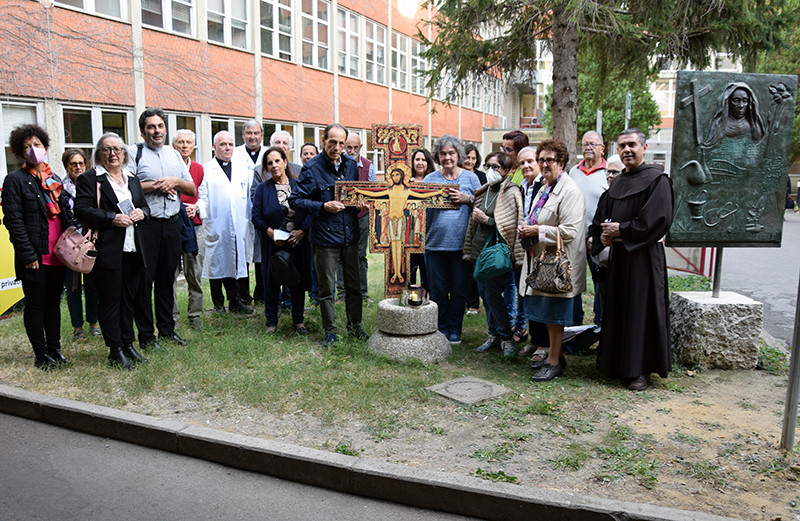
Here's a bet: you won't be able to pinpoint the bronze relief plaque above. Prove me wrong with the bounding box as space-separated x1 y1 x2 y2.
666 71 797 247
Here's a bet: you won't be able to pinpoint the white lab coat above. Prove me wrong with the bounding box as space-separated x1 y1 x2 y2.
234 144 266 263
197 157 253 279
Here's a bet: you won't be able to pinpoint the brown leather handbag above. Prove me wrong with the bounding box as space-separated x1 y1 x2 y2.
526 228 573 294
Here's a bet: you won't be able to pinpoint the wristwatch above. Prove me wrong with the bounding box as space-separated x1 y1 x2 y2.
468 195 475 205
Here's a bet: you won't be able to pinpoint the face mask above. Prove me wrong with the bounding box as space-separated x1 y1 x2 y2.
24 146 47 165
486 167 499 179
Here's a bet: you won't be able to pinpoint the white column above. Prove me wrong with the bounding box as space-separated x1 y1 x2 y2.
252 0 262 120
332 0 340 122
129 0 146 134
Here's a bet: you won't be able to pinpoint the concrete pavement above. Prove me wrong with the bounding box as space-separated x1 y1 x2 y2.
0 384 740 521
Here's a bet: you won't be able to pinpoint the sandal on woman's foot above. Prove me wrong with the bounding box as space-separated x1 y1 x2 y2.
530 350 548 364
512 327 528 344
518 342 537 356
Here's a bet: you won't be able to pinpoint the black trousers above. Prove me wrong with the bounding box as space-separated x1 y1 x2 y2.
135 217 181 343
210 277 241 308
21 264 66 357
253 262 263 302
93 252 143 350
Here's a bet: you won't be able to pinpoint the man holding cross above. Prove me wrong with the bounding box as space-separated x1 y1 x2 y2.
289 123 369 349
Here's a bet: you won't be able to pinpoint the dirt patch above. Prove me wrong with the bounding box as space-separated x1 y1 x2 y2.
120 364 800 521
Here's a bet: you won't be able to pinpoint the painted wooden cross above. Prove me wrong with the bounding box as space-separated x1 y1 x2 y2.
372 123 423 168
335 163 457 298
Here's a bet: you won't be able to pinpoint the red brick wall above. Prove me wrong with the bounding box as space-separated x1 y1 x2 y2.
262 60 334 125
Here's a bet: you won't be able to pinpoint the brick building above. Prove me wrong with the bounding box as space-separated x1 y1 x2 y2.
0 0 503 183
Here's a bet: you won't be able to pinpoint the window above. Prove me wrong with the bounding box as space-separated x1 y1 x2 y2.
493 77 502 116
301 0 329 70
261 0 292 60
484 76 493 114
471 79 481 111
337 8 360 77
365 129 384 175
169 114 199 161
142 0 193 35
391 32 408 90
60 107 131 167
55 0 124 19
364 20 385 84
264 122 295 161
208 0 250 49
410 39 426 95
1 104 39 184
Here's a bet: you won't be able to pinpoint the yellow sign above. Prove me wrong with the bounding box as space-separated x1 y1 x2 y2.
0 205 24 313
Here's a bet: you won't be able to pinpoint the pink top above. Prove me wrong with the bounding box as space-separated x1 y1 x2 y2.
41 216 64 266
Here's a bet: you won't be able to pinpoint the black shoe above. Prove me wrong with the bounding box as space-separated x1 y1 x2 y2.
140 338 165 351
240 294 254 305
628 375 650 391
213 306 227 313
48 348 69 365
122 343 147 364
530 354 568 371
347 327 370 340
160 332 188 345
229 299 254 314
108 347 134 369
532 363 563 382
34 354 59 370
322 332 337 349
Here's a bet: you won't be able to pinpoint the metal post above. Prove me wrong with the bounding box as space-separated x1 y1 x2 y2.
711 247 723 298
780 269 800 451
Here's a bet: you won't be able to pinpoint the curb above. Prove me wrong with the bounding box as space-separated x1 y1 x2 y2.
0 383 740 521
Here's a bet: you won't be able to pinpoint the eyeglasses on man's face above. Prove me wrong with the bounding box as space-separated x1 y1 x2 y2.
537 157 557 165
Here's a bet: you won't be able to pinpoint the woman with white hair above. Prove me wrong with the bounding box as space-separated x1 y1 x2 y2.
424 135 481 345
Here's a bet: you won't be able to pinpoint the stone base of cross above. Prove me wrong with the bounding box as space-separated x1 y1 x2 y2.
336 163 457 298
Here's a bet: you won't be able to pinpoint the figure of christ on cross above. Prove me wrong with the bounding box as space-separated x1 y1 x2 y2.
336 163 457 297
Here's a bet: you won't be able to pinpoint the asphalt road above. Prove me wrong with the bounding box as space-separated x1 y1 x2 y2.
0 413 477 521
720 210 800 345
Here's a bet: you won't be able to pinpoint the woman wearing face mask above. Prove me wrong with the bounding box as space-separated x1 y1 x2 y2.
3 124 73 369
462 151 525 357
60 149 101 342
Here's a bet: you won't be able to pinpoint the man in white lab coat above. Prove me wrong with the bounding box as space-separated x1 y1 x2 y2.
197 131 254 314
233 120 266 304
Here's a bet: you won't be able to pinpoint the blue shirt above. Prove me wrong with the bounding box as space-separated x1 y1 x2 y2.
424 169 481 251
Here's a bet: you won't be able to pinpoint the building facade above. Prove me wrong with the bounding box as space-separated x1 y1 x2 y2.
0 0 502 183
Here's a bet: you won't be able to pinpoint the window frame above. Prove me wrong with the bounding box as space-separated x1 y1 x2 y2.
301 0 330 71
391 31 408 91
207 0 251 50
141 0 195 36
54 0 127 20
260 0 293 61
336 7 361 78
364 19 386 85
410 39 426 96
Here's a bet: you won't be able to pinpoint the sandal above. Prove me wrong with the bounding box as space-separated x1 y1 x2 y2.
512 327 528 344
518 342 537 356
530 349 549 364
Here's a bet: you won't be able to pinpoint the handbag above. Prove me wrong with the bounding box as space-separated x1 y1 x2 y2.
473 229 513 282
526 228 573 294
54 182 100 274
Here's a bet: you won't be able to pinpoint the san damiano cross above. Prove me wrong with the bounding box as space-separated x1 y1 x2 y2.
335 124 457 297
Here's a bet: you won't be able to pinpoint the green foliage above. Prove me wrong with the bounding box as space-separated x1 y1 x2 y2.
668 275 712 294
677 460 726 487
472 468 519 483
334 442 363 456
549 443 591 471
758 343 790 375
671 431 704 445
595 425 660 488
543 47 662 143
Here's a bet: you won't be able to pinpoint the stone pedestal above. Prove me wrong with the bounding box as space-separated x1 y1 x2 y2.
670 291 762 370
367 298 451 364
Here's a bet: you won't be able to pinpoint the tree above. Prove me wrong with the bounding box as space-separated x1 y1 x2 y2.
755 2 800 163
421 0 798 165
542 47 662 146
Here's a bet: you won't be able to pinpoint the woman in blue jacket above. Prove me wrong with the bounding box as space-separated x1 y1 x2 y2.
252 146 312 335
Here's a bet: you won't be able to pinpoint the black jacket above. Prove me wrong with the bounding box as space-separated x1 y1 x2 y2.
288 151 360 247
2 166 73 281
73 167 150 270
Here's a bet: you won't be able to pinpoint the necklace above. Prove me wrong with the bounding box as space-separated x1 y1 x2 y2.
109 172 125 187
483 186 500 213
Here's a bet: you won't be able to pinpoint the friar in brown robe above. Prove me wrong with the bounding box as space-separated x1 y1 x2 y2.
591 129 674 390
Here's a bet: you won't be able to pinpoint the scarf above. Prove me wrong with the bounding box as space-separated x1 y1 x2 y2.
25 162 62 218
526 171 563 226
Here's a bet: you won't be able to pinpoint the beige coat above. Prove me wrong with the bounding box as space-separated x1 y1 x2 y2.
519 173 586 299
463 177 525 271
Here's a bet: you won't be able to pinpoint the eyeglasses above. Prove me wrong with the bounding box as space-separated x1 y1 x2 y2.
537 157 558 165
607 169 622 176
582 142 602 149
101 146 124 154
484 163 501 170
500 146 514 153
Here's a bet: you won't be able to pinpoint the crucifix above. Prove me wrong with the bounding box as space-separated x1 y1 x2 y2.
336 163 457 298
372 123 423 167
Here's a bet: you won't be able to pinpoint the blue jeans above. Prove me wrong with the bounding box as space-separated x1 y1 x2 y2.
512 270 526 330
485 271 513 340
425 250 470 337
264 277 305 327
64 269 98 328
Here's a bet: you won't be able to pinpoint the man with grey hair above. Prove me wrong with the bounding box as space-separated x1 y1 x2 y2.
171 129 205 330
232 119 266 304
197 131 254 314
130 107 196 350
289 123 369 349
591 128 674 391
269 130 302 178
569 130 608 326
